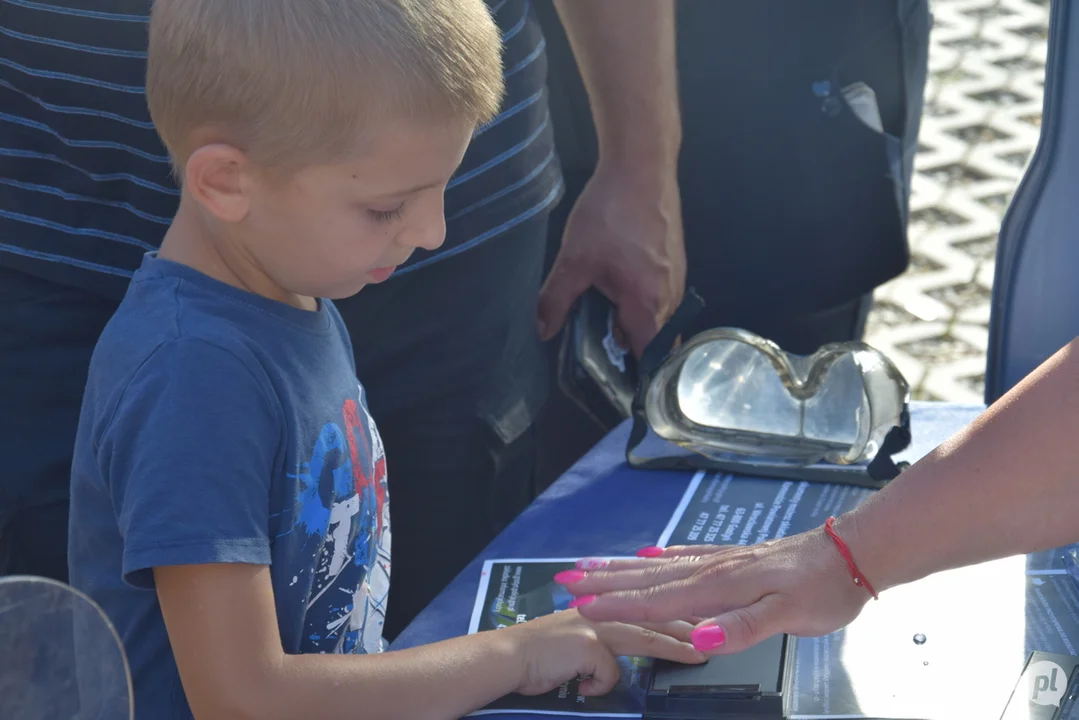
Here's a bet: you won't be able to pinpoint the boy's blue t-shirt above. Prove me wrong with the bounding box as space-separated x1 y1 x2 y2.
68 254 391 719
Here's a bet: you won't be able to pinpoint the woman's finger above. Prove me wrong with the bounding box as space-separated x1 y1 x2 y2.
556 558 704 596
688 594 788 656
633 620 698 644
574 544 730 571
572 575 726 624
642 544 731 558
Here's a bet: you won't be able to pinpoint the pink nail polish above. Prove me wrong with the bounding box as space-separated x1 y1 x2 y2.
568 594 596 609
554 569 586 585
690 624 726 652
576 558 609 570
637 546 664 558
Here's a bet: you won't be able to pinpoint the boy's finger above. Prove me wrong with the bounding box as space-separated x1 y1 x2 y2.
602 623 706 666
576 651 622 697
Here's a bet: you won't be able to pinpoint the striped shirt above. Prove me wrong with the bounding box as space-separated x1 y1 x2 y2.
0 0 562 299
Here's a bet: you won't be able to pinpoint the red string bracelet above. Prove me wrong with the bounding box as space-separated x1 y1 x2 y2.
824 516 878 600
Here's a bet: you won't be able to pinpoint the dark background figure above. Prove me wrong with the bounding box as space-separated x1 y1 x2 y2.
533 0 932 479
0 0 684 643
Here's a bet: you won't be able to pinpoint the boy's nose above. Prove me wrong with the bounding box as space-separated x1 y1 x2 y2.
401 206 446 252
414 217 446 252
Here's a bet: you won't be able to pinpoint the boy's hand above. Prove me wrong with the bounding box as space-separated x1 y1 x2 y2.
154 564 696 719
508 609 705 697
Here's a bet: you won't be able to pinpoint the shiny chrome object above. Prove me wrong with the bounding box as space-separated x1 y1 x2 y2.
644 329 910 467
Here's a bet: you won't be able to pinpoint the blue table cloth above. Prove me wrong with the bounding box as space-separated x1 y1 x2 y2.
394 401 984 649
392 402 990 719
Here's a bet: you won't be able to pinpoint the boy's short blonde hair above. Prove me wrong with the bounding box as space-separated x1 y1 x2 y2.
147 0 504 173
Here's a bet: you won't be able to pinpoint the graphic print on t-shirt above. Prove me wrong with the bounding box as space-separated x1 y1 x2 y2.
289 384 391 655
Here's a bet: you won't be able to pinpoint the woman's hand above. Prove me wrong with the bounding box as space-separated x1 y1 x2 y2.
507 609 705 697
556 526 874 655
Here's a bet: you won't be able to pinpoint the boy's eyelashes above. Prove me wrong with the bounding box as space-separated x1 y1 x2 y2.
367 202 406 224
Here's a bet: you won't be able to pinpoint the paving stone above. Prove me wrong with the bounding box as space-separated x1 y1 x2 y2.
864 0 1049 404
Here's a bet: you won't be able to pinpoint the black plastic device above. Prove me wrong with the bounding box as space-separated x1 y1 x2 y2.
643 633 794 719
557 289 638 429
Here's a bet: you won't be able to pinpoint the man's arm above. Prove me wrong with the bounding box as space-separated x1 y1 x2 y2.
551 0 681 174
538 1 685 357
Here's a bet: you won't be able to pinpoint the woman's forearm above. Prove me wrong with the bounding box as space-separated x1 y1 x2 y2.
839 338 1079 592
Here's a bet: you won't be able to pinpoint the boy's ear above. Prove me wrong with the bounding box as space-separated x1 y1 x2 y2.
183 144 252 223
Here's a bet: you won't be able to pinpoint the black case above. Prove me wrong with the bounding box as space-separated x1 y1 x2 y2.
557 289 638 429
644 633 794 719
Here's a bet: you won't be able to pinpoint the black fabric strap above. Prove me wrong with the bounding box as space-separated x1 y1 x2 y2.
866 407 912 482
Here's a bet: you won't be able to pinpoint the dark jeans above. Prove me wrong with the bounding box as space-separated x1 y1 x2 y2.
534 0 929 487
0 266 118 581
335 214 551 639
540 0 931 317
373 416 537 640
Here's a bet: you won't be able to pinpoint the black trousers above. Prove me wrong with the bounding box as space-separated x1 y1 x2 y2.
0 266 118 581
335 214 550 640
538 0 931 341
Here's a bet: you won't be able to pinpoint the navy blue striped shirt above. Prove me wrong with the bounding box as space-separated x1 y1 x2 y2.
0 0 562 298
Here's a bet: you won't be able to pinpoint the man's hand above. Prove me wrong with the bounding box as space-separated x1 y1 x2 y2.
542 0 684 358
538 161 685 357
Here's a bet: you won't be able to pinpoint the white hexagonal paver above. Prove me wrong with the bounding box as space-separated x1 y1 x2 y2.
864 0 1049 403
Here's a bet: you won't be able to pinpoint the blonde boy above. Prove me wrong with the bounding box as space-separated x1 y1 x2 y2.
67 1 702 718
